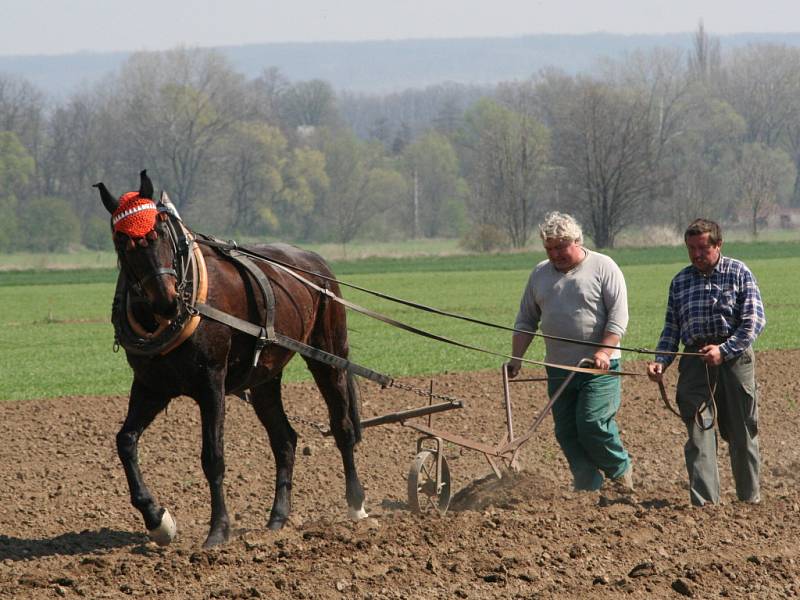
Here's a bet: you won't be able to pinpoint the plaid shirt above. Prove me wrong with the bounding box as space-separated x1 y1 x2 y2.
655 255 765 366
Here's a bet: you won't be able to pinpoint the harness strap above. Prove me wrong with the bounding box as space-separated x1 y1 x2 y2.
194 237 639 376
264 259 640 377
229 251 277 344
195 238 700 359
194 302 391 387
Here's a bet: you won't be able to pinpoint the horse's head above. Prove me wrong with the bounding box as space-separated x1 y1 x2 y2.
94 170 182 320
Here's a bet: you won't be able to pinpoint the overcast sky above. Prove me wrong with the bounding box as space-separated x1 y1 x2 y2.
2 0 799 56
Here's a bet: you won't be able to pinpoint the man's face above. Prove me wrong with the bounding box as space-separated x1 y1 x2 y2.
686 232 722 274
543 237 583 272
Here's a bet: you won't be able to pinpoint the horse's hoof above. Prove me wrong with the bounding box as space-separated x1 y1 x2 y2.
148 509 177 546
348 503 368 521
202 532 229 548
202 521 230 548
267 516 287 530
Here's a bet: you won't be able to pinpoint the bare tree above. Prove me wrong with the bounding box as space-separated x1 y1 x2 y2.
0 74 45 198
279 79 339 130
249 66 290 125
660 89 747 230
541 50 690 248
458 99 550 247
109 48 252 212
688 21 721 85
731 143 795 236
719 45 800 146
315 128 406 246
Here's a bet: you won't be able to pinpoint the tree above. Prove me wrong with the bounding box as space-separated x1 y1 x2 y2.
0 131 35 250
688 21 721 85
249 66 290 124
279 79 339 130
111 48 251 212
402 131 465 238
539 47 691 248
39 90 111 222
17 196 81 252
719 45 800 147
223 122 328 237
316 129 406 246
0 74 45 168
458 99 550 248
729 143 795 236
661 89 747 231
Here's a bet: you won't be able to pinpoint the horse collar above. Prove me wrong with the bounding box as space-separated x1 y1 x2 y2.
112 219 208 356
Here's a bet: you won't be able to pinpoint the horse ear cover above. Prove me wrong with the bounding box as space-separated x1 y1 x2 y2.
112 192 158 238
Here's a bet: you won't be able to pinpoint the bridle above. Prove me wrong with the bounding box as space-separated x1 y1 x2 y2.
119 208 191 296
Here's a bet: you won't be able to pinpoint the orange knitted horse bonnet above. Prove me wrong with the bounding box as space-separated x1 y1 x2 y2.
112 192 158 238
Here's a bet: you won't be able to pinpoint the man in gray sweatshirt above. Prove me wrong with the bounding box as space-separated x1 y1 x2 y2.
506 212 632 492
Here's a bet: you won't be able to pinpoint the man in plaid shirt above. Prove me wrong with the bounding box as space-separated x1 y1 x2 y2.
647 218 765 506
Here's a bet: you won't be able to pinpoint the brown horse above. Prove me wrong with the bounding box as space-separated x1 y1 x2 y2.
95 170 366 548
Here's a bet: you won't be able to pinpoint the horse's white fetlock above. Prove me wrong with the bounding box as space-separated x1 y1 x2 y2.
148 508 177 546
348 503 368 521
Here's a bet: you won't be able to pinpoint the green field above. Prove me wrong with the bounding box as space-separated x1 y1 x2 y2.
1 242 798 401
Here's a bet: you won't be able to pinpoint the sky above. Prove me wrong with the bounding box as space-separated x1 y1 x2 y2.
2 0 799 56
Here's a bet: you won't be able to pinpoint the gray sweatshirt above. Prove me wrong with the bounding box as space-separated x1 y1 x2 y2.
514 249 628 366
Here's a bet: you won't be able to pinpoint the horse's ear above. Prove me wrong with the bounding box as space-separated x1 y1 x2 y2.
139 169 154 199
93 182 118 214
158 190 182 220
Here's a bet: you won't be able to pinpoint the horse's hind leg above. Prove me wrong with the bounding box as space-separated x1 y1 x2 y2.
304 361 367 520
249 374 297 530
117 380 176 545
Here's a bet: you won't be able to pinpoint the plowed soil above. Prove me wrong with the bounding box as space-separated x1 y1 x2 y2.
1 352 799 599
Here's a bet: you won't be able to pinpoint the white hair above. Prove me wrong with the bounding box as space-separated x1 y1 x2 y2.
538 211 583 245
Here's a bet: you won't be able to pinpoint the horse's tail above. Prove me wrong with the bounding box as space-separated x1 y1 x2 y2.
346 371 362 445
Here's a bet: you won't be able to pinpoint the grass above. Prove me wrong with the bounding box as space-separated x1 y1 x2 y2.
1 241 798 401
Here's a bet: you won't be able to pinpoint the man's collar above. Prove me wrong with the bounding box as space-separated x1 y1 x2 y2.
693 254 724 277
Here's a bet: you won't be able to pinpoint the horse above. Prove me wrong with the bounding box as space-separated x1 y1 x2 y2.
94 170 366 548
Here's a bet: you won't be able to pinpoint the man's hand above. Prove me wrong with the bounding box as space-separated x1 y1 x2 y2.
593 349 611 370
700 344 724 366
647 361 664 382
505 359 522 378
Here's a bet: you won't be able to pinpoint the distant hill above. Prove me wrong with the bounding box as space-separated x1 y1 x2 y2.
3 32 800 99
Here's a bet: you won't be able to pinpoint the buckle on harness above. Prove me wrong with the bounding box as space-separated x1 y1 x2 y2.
252 327 273 366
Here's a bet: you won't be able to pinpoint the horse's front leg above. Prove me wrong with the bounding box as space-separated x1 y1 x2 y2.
249 375 297 530
117 380 176 545
196 382 230 548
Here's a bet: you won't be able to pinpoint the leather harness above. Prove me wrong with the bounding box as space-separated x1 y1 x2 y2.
112 215 391 394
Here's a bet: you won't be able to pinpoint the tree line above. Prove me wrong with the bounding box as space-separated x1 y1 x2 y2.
1 24 799 253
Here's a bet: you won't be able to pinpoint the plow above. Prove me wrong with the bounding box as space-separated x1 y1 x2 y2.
352 359 594 514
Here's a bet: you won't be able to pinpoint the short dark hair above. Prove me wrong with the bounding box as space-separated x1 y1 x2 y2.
684 218 722 245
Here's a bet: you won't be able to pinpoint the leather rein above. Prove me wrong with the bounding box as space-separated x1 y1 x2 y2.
113 220 712 416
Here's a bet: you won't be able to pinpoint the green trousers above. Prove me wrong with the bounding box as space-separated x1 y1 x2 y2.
676 347 760 506
546 360 631 491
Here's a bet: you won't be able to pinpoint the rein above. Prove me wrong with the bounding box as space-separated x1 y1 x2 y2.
657 365 718 431
116 223 719 415
195 237 639 378
193 241 701 359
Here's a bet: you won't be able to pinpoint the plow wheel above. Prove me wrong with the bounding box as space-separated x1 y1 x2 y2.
407 449 451 515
